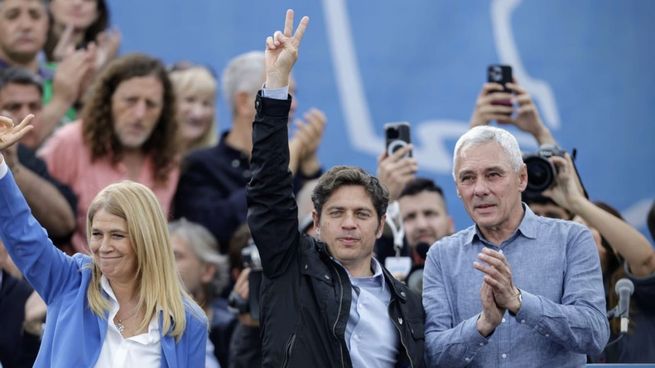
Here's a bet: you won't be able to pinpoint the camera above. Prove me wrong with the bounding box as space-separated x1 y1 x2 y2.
241 241 262 271
523 144 566 195
228 239 263 320
385 122 412 158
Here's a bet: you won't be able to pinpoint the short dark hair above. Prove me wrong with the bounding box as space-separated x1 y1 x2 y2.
0 67 44 95
398 177 445 202
312 166 389 220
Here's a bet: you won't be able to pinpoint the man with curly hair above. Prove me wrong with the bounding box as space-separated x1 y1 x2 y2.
38 53 180 253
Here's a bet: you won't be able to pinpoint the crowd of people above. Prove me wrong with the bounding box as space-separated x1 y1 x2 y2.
0 3 653 368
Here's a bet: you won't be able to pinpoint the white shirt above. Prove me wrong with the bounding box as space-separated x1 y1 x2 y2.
94 276 161 368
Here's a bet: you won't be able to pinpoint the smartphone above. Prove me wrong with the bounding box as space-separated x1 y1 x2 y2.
487 64 513 108
385 122 412 157
487 64 512 92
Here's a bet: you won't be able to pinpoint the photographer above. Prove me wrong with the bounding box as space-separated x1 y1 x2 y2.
376 151 455 293
226 225 261 368
373 144 416 266
544 154 655 363
396 178 454 294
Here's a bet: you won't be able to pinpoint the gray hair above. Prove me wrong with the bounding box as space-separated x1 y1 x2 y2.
168 218 230 297
452 125 524 180
221 51 265 111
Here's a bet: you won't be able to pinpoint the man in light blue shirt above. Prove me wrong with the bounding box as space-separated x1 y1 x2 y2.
423 125 609 367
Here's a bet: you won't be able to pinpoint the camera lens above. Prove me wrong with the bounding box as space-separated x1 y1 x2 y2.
524 156 555 193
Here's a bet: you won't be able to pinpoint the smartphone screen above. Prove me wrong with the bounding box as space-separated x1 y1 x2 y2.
487 64 513 107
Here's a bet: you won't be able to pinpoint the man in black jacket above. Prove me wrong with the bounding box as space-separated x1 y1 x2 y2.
247 10 425 368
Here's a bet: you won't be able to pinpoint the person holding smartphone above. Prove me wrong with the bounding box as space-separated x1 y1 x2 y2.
470 66 556 147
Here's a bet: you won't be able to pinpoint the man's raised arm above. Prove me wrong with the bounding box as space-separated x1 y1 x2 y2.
246 10 310 278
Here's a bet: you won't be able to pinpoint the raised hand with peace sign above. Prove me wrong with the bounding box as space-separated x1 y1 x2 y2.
264 9 309 89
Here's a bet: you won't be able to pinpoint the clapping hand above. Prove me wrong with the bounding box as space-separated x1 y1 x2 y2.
474 248 521 313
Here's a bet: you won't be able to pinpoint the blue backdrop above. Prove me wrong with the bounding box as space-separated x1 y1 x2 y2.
108 0 655 239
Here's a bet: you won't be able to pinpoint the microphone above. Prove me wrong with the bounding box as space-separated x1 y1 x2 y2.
614 278 634 334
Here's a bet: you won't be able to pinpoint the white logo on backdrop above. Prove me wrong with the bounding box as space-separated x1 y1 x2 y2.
322 0 560 173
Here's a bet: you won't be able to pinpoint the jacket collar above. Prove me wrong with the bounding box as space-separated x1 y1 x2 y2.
381 266 408 303
314 238 408 303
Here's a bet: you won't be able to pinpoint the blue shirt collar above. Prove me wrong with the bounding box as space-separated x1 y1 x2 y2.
464 203 539 246
337 257 386 291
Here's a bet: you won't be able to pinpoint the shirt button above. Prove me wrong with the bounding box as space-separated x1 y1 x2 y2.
231 159 240 168
479 342 484 346
501 318 506 323
464 357 471 362
521 319 526 324
501 353 507 359
324 274 330 280
545 333 550 337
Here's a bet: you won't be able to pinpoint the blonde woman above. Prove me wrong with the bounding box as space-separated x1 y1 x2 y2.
0 115 207 367
169 64 218 155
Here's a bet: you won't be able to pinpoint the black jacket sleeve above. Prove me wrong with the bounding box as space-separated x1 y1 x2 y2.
246 93 301 279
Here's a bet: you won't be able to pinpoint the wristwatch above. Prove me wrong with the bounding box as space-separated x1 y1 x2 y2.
514 288 523 314
510 288 522 316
